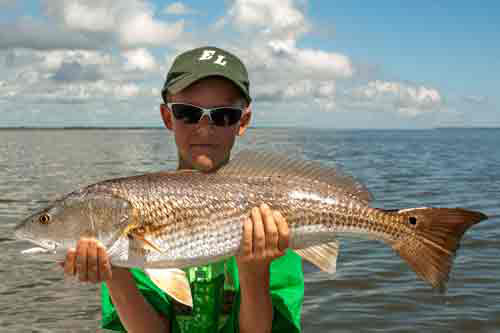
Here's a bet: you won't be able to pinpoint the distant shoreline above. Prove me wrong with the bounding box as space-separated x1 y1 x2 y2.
0 126 498 131
0 127 166 130
434 126 500 130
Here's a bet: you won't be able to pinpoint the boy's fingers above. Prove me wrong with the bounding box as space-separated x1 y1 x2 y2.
261 204 278 253
98 245 112 281
76 239 88 282
63 248 76 276
87 240 99 283
251 207 265 258
274 211 290 253
240 217 253 258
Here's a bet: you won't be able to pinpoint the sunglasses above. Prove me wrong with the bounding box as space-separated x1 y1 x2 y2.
167 103 244 127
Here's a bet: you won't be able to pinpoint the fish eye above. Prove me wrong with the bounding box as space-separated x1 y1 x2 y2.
409 216 417 225
39 214 51 225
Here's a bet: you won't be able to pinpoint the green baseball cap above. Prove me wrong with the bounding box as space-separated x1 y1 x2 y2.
162 46 251 104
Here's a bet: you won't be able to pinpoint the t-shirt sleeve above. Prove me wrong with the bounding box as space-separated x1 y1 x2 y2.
222 250 304 333
100 268 173 332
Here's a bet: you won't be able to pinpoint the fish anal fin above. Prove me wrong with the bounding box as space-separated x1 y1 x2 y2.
295 241 339 274
145 268 193 308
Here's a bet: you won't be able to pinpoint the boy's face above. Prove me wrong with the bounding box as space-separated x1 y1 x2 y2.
160 77 251 172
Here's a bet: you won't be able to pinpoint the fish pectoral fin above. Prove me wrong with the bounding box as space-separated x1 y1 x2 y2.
295 240 339 274
128 231 163 254
145 268 193 308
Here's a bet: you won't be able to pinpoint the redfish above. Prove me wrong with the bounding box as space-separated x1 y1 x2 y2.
15 150 487 305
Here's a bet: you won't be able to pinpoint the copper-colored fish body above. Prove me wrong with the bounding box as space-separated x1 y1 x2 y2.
15 150 488 291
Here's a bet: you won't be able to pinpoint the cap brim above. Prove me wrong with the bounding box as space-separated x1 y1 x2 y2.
164 72 251 104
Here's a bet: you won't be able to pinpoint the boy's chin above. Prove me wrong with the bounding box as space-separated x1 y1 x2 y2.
191 154 219 172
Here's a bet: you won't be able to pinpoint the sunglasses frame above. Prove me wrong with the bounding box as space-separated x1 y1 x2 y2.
166 102 244 127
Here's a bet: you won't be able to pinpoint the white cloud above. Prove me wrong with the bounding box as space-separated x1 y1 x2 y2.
317 81 336 97
298 49 352 78
1 0 467 127
251 78 337 113
51 62 103 82
221 38 350 107
119 13 184 47
122 48 157 71
268 39 353 78
280 80 334 99
38 50 112 71
0 17 101 50
115 83 140 98
211 0 306 36
463 95 488 104
0 80 17 98
210 0 351 109
0 47 157 107
226 0 310 40
164 2 196 15
61 2 116 32
65 81 153 100
363 80 441 105
283 80 314 98
43 0 185 48
350 80 443 116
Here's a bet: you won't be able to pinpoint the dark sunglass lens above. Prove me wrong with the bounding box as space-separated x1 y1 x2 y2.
171 104 202 124
210 108 242 126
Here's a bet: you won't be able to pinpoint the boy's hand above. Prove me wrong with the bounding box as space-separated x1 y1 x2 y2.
236 203 289 332
60 238 113 283
236 203 290 273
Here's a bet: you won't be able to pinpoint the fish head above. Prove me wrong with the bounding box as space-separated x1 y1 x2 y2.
15 186 132 251
15 197 79 251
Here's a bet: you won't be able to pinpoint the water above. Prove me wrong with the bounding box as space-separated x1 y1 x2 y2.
1 128 499 332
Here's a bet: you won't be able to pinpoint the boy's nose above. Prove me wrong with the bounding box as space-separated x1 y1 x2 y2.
197 114 212 126
195 115 216 135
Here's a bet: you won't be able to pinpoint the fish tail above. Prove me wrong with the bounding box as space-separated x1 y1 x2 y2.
390 208 487 292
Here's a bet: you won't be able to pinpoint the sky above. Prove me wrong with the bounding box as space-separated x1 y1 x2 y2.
0 0 498 128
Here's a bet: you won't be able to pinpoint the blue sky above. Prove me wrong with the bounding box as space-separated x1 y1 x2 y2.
310 1 500 94
0 0 498 128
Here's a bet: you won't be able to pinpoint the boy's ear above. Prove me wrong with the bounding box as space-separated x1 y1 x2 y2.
160 104 174 130
238 105 252 136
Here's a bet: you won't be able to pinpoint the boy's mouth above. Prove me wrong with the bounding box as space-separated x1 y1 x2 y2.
191 144 216 148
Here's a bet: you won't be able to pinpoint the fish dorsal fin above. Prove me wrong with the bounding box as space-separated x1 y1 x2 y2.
145 268 193 308
219 150 373 203
295 241 340 274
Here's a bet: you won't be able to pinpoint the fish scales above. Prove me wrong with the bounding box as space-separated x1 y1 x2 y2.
99 172 398 266
16 150 488 290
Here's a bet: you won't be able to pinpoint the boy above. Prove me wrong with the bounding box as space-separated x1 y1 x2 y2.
62 47 304 332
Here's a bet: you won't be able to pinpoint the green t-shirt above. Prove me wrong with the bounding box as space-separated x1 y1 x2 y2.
101 250 304 332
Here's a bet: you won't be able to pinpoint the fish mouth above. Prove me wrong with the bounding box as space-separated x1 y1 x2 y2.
32 240 59 251
15 229 59 252
23 238 59 252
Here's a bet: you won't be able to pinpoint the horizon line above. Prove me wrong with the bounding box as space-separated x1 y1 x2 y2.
0 126 499 131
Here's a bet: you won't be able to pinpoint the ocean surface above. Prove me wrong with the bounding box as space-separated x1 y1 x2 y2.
0 128 498 333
